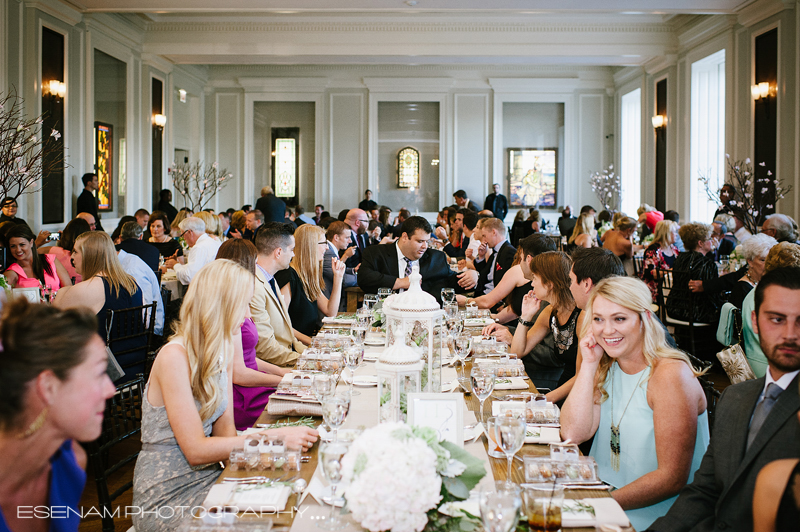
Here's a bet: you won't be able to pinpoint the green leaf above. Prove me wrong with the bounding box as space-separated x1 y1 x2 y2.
458 520 477 531
440 441 486 495
443 477 469 499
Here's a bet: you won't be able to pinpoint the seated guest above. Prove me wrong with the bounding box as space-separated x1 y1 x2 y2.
115 221 160 271
218 211 231 238
712 215 737 259
252 222 306 367
357 216 478 304
558 205 577 238
462 211 483 269
378 206 393 236
3 225 72 290
195 210 223 241
562 276 709 531
510 209 527 246
216 239 289 430
443 209 470 258
0 299 116 532
728 233 777 309
45 218 91 284
753 428 800 531
640 220 679 302
0 196 50 246
147 210 183 259
761 213 799 244
110 216 136 244
275 224 346 342
567 212 597 251
117 248 165 337
169 209 191 238
162 216 221 286
666 222 721 324
525 209 542 236
741 242 800 378
244 209 264 241
343 208 371 268
649 267 800 532
134 208 150 229
637 203 663 239
473 217 516 296
603 216 639 275
324 221 357 311
54 232 145 381
76 212 98 232
452 189 480 212
390 208 410 239
132 260 318 532
229 209 246 239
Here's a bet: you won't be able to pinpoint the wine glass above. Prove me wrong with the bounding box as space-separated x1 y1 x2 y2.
362 294 378 312
313 374 335 402
322 395 350 442
494 416 527 487
453 333 472 379
479 481 521 532
471 365 496 423
343 344 364 396
377 287 393 300
441 288 456 305
443 302 459 320
317 441 351 530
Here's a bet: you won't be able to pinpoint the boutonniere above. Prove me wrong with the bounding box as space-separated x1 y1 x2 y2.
495 262 502 271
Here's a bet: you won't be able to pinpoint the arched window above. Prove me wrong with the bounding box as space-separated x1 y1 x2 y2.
397 147 420 189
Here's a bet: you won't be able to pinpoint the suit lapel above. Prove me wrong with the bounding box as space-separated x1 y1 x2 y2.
387 244 400 277
257 268 291 324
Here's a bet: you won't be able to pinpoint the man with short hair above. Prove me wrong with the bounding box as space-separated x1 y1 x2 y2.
648 266 800 532
134 209 150 229
251 222 305 366
731 207 753 243
557 205 577 239
357 216 477 303
116 220 160 271
314 204 325 224
712 216 737 259
218 211 231 238
76 212 97 231
295 206 315 226
245 210 265 241
76 172 105 232
391 208 411 238
714 183 737 219
473 217 515 296
162 216 221 285
761 213 799 244
324 221 358 310
453 190 480 212
484 183 509 221
443 209 469 258
254 186 286 223
343 208 371 268
358 189 378 212
157 189 179 223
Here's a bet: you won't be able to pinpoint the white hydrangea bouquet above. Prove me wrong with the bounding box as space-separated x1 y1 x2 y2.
341 422 486 532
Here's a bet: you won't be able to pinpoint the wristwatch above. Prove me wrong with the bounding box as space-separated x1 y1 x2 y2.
518 317 535 327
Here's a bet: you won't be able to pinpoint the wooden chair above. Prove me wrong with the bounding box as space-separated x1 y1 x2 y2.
106 302 157 384
633 254 645 277
87 374 145 532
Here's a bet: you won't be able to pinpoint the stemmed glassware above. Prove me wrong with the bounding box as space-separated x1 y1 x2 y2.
494 416 527 487
377 287 393 300
479 481 522 532
441 288 456 305
352 311 370 343
343 344 364 396
317 441 351 530
362 294 379 312
321 394 350 442
471 365 497 423
452 332 472 378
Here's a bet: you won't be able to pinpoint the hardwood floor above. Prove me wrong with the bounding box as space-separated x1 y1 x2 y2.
78 439 139 532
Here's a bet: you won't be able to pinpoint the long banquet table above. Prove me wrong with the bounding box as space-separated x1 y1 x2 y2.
218 332 616 532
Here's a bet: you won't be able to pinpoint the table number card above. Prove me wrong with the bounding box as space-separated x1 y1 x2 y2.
408 393 464 447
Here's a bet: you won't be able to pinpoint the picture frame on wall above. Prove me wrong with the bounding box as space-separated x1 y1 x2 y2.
507 148 557 208
94 122 113 211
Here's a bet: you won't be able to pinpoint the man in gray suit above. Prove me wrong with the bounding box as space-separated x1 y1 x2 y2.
648 266 800 532
323 221 358 311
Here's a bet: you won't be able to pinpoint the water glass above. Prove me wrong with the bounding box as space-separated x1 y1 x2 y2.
479 481 521 532
484 417 505 458
362 294 379 312
313 374 335 403
453 333 472 378
443 302 459 320
471 365 497 423
494 416 527 486
322 395 350 442
377 287 393 300
344 344 364 396
521 483 564 532
317 441 351 530
441 288 456 305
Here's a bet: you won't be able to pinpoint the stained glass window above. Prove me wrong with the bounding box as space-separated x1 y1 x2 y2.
397 147 420 189
275 138 296 197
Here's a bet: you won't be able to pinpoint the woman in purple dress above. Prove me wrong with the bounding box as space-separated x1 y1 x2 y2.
216 239 289 430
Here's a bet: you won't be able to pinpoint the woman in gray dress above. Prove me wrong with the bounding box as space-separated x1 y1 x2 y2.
133 259 318 532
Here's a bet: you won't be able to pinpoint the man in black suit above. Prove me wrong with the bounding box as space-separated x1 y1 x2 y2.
648 266 800 532
483 183 508 221
358 216 478 303
453 189 480 212
324 221 358 311
254 186 286 223
473 217 516 296
115 221 160 271
76 172 105 232
343 208 371 269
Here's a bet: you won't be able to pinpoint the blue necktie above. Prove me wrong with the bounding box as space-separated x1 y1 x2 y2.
268 277 280 300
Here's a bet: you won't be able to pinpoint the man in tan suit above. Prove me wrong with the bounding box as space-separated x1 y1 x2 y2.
252 222 305 367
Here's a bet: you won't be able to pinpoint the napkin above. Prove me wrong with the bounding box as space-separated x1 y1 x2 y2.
524 426 561 444
203 484 234 508
464 423 484 442
202 483 293 513
561 498 631 528
464 318 494 327
322 316 355 325
493 377 529 390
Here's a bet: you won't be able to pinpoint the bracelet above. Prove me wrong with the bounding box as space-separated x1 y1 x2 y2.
518 317 535 327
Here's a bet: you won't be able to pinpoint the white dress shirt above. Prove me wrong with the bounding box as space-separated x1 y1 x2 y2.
118 249 165 335
173 233 222 285
396 242 417 281
760 368 800 400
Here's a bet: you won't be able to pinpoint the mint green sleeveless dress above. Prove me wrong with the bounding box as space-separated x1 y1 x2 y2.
589 363 710 531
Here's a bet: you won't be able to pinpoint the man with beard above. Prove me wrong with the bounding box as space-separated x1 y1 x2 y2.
648 266 800 532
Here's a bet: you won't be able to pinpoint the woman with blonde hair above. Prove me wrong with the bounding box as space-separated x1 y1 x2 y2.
132 260 317 532
195 210 223 241
54 231 144 381
603 216 640 275
568 212 597 250
640 220 679 301
170 208 192 238
561 276 709 531
275 224 346 342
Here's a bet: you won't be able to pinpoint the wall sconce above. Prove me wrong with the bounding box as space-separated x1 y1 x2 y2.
651 115 665 129
45 80 66 99
178 89 187 103
751 82 775 100
153 113 167 129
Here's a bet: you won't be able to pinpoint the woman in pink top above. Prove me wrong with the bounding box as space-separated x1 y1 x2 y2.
3 225 72 290
47 218 91 284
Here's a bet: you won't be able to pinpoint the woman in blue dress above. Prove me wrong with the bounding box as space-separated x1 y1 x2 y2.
561 276 710 531
0 298 116 532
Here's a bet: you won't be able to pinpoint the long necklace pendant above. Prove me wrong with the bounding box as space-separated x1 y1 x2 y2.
610 424 621 472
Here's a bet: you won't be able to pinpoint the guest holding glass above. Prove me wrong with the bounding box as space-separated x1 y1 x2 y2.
3 224 72 290
215 239 290 430
640 220 680 302
561 276 709 531
0 298 116 532
132 260 317 532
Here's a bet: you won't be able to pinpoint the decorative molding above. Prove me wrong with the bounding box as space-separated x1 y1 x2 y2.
25 0 82 26
676 14 737 50
613 66 645 86
488 78 580 92
644 54 678 74
208 64 615 76
237 76 331 92
84 14 145 51
362 77 454 92
736 0 795 27
142 53 174 74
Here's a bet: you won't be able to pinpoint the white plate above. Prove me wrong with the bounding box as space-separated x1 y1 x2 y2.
364 338 385 346
353 376 378 387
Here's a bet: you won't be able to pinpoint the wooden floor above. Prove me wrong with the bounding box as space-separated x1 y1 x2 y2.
78 439 138 532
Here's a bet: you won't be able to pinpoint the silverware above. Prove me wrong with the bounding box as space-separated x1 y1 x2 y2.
222 476 268 484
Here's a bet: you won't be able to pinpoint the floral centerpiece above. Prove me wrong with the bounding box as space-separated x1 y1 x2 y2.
170 160 233 212
341 422 486 532
589 164 621 213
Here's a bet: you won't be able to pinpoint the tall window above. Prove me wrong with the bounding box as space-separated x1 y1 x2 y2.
620 88 642 216
690 50 726 223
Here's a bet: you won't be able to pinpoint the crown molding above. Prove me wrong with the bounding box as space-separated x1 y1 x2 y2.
84 13 144 50
26 0 82 26
676 14 737 49
488 77 581 92
207 63 614 77
142 52 174 74
613 66 645 86
644 54 678 74
362 77 454 92
736 0 795 27
237 76 330 91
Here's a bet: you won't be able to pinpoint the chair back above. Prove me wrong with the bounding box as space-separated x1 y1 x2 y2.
155 269 162 283
633 254 645 277
105 301 157 384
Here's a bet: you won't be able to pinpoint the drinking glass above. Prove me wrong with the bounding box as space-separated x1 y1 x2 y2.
479 481 522 532
352 312 370 343
485 417 505 459
317 441 351 530
443 302 459 320
377 287 393 300
362 294 379 312
322 395 350 442
441 288 456 305
494 416 527 486
453 333 472 379
313 374 335 402
343 344 364 396
471 365 496 423
521 483 564 532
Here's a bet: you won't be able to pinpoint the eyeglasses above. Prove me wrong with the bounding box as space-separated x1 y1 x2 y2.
180 229 190 238
318 241 327 245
